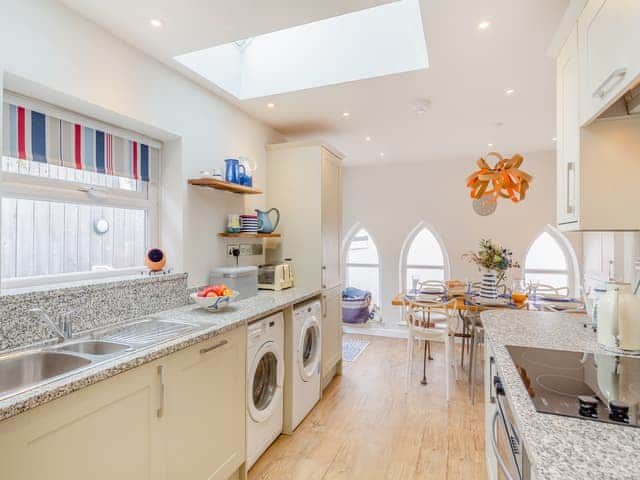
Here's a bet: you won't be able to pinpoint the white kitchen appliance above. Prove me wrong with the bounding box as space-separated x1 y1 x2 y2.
284 300 322 433
597 281 640 353
209 266 257 301
258 263 294 291
246 312 284 469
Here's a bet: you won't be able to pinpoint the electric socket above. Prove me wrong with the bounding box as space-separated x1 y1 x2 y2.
240 243 263 256
226 244 239 257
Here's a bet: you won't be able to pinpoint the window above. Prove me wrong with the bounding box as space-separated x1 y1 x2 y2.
402 225 447 289
0 94 159 289
344 227 380 305
524 229 575 292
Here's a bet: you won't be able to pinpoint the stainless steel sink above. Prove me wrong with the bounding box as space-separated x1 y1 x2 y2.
57 340 130 355
0 351 91 398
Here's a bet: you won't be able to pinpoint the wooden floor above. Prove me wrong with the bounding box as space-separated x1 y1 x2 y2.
249 334 487 480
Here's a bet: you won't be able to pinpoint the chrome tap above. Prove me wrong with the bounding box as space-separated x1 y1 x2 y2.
29 308 72 343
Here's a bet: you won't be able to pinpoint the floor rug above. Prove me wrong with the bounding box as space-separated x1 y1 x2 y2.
343 339 369 362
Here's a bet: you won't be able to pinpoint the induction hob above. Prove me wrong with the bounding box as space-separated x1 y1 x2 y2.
506 345 640 428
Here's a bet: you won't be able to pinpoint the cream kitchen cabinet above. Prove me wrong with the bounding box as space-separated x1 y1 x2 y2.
578 0 640 124
266 141 344 388
164 327 246 480
556 24 581 227
321 285 343 388
555 14 640 231
0 359 165 480
0 326 247 480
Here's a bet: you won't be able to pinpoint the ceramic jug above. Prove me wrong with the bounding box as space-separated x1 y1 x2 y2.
597 281 640 352
255 208 280 234
224 159 246 184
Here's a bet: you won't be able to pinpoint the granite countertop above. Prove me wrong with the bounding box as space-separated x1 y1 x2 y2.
0 288 320 421
481 310 640 480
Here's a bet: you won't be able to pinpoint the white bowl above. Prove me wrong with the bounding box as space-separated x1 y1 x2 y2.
190 291 240 311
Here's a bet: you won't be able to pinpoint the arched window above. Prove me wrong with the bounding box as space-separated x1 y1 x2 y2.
344 227 380 305
401 225 448 289
524 228 577 293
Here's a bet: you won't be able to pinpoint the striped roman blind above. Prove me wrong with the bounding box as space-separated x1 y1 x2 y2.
2 102 158 182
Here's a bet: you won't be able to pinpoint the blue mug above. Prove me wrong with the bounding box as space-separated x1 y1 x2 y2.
224 159 246 184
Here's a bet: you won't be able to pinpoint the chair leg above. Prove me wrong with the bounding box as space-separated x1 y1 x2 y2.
405 335 414 394
444 336 450 401
469 331 477 404
450 335 460 381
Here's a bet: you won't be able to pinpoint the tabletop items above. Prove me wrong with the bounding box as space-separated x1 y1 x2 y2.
403 278 584 312
463 239 520 300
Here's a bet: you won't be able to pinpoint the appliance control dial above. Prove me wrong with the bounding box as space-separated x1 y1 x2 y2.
578 395 598 418
609 400 630 424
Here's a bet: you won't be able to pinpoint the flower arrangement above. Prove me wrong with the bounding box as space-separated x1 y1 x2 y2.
463 239 520 282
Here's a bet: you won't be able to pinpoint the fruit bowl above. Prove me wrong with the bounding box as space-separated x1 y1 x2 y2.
190 291 240 311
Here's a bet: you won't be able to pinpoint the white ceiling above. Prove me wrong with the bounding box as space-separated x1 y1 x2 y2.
59 0 569 166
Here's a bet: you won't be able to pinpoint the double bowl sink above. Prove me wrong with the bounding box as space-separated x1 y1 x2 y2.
0 318 201 401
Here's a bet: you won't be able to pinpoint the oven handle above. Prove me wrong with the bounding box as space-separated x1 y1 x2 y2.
491 410 517 480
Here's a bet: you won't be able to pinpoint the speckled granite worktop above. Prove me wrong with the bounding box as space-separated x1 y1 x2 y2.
0 288 320 421
481 310 640 480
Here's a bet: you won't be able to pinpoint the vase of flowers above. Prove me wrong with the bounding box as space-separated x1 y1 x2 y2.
463 239 520 299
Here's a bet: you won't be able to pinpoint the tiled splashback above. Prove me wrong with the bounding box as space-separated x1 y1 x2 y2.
0 273 190 352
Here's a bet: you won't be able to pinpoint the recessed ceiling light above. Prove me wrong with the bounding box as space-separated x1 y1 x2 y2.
552 137 557 142
504 88 515 96
150 19 164 28
477 20 491 30
488 143 494 148
365 136 372 141
267 103 275 109
379 152 385 157
343 112 350 117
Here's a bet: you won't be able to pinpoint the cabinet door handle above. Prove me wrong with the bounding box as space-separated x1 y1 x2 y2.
566 162 575 215
322 265 327 289
593 67 627 99
322 296 327 318
157 365 166 418
200 339 228 355
491 411 517 480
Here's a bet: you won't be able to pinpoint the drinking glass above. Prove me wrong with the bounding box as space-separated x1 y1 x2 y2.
529 280 540 300
511 279 528 305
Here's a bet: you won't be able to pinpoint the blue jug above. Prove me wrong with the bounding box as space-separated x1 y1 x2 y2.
224 159 246 184
254 208 280 233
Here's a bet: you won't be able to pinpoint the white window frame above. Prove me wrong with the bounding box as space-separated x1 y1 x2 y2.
342 223 381 305
0 166 159 290
0 93 161 291
523 225 580 296
399 221 450 291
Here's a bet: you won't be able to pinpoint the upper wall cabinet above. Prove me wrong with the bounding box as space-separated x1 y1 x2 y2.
578 0 640 124
556 25 581 227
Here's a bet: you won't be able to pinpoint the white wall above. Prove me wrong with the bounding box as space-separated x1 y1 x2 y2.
343 150 582 326
0 0 284 286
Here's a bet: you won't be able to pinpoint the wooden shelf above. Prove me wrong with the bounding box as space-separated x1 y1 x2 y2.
218 233 281 238
188 178 263 195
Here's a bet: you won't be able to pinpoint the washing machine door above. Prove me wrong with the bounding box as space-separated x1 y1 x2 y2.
248 340 283 423
297 316 321 382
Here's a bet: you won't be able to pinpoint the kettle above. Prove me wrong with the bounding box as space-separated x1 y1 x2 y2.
255 208 280 234
597 281 640 353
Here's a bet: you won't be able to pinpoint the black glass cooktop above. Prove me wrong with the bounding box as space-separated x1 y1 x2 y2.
506 345 640 428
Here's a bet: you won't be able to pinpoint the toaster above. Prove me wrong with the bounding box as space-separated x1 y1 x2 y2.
258 263 294 291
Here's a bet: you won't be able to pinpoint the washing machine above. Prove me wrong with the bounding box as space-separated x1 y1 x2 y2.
247 312 284 469
286 300 322 432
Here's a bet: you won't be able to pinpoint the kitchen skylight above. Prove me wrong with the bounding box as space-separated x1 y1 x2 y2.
174 0 428 100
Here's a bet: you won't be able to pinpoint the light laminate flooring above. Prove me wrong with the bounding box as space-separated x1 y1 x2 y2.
249 334 487 480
